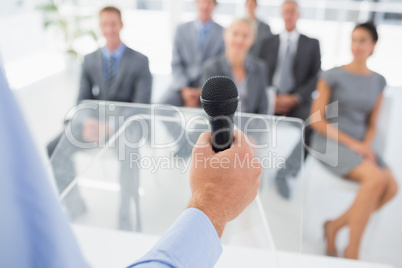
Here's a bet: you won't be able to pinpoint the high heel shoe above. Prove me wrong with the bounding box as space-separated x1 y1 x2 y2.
324 221 338 257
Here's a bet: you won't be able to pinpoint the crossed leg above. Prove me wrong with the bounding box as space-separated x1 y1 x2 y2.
325 161 398 259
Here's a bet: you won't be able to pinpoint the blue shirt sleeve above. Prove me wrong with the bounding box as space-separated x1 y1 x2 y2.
0 67 221 268
0 69 89 268
129 208 223 268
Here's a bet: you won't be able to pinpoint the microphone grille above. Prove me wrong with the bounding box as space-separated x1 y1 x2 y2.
201 76 239 117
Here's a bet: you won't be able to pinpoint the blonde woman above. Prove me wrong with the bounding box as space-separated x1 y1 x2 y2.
202 18 268 114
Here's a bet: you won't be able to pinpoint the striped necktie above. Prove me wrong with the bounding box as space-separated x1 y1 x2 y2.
108 55 115 83
108 55 117 92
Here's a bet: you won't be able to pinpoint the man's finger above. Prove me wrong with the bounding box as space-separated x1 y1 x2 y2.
193 131 214 157
232 129 246 149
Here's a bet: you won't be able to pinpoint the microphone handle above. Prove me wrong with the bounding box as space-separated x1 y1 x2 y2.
209 115 235 153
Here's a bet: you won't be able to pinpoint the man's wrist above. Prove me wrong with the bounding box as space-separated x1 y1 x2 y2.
188 194 226 237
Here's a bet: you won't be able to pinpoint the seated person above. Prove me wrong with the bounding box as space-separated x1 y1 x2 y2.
245 0 272 58
46 6 152 231
48 5 152 158
257 0 321 199
202 18 268 115
161 0 225 108
309 22 398 259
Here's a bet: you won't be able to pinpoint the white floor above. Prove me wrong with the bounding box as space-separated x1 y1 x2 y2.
14 69 402 268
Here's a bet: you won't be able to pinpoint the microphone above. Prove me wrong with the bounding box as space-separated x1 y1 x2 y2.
200 76 239 152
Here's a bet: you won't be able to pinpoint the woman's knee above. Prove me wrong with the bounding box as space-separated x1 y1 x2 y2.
359 163 386 192
384 170 398 199
369 174 386 193
348 161 387 192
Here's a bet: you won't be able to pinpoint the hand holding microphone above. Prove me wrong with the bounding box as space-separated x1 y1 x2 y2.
188 130 262 237
187 76 262 237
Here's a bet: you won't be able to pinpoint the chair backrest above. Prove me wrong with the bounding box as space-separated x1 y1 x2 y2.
372 87 393 157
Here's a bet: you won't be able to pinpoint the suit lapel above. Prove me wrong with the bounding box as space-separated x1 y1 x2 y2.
220 55 232 78
293 34 306 73
95 49 105 100
190 22 201 62
269 35 280 83
257 21 263 37
245 60 258 111
202 22 219 60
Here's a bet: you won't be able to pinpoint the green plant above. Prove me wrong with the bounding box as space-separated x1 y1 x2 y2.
37 0 98 60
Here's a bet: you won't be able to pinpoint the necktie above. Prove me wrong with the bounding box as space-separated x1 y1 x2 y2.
199 26 208 49
108 55 115 83
108 55 117 92
278 39 294 94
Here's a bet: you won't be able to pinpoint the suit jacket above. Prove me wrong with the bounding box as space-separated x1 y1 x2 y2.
248 20 272 58
77 47 152 104
170 20 225 92
202 54 268 115
258 34 321 120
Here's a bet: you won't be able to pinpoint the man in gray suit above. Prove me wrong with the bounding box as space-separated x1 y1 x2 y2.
258 0 321 198
78 7 151 106
245 0 272 58
47 6 152 231
48 6 152 154
162 0 225 108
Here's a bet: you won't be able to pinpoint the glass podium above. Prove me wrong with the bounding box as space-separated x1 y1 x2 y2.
49 101 304 267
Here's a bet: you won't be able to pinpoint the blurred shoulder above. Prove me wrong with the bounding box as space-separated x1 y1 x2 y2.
83 49 101 61
203 54 224 71
323 67 342 75
261 34 279 46
125 47 149 63
265 34 279 42
203 57 219 67
258 20 271 31
321 67 343 78
248 56 266 70
212 21 224 31
372 72 387 89
177 21 195 32
320 67 343 87
300 34 320 46
82 49 101 68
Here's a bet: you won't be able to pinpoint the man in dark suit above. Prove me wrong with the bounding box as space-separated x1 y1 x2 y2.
47 6 152 230
258 0 321 198
161 0 225 108
245 0 272 57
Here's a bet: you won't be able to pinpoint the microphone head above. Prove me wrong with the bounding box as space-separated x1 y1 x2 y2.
201 76 239 117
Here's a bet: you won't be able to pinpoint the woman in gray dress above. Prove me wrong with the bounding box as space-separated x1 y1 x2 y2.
309 22 398 259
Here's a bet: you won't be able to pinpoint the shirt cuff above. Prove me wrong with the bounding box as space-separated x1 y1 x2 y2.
129 208 223 268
